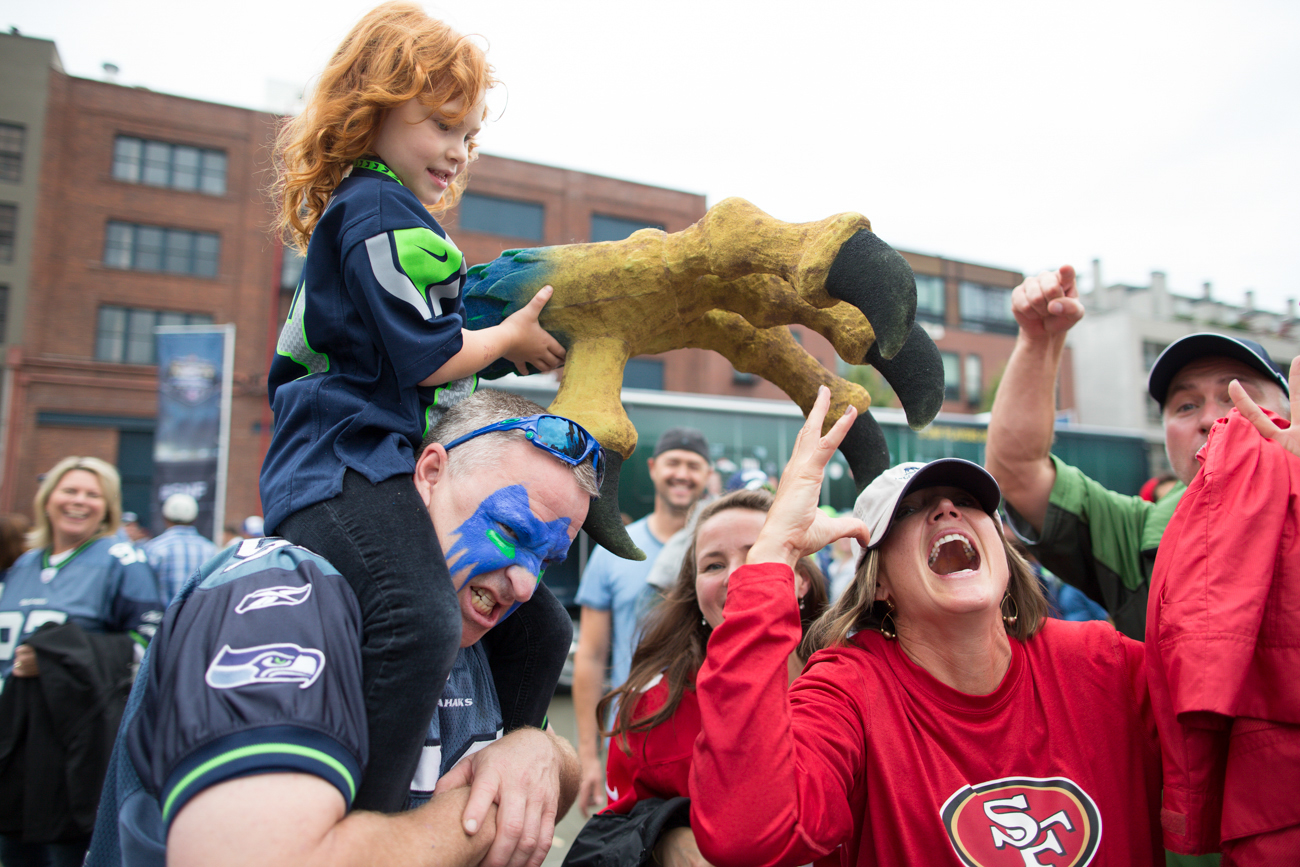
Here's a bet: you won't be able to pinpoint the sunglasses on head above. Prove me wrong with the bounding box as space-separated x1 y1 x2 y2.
442 414 605 490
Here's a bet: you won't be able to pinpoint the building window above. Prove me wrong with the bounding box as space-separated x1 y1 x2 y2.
95 305 214 365
915 274 945 323
624 358 664 390
458 193 544 240
111 136 227 195
0 123 24 183
964 353 982 407
590 214 665 243
0 203 14 263
1146 393 1163 424
281 247 305 291
941 351 961 402
959 282 1016 334
1142 340 1168 372
103 221 220 277
0 284 8 343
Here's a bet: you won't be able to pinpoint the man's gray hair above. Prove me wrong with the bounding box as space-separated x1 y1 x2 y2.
421 390 600 498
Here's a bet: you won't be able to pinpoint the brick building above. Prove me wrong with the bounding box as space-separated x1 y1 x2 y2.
2 30 1063 535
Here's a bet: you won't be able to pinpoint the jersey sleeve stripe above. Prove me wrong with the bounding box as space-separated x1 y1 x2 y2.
161 726 361 824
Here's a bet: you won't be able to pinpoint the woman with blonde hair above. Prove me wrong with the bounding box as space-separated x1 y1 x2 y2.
688 390 1163 866
0 457 164 867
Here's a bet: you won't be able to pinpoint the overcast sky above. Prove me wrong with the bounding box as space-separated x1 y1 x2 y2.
9 0 1300 312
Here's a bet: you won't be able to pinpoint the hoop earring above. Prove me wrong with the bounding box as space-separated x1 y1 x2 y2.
1001 592 1019 629
878 599 897 641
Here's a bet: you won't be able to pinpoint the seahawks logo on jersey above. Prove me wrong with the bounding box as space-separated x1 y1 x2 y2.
205 642 325 690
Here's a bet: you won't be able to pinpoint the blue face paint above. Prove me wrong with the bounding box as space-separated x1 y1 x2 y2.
444 485 574 618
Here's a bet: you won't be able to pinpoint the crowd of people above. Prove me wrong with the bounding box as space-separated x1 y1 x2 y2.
0 3 1294 867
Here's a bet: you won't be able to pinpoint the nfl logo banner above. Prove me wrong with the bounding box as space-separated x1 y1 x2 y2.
153 325 234 543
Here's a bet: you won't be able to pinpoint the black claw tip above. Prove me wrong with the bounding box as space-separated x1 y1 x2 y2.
825 230 916 360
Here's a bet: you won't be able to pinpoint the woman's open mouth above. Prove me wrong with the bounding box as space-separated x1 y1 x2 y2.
928 533 981 575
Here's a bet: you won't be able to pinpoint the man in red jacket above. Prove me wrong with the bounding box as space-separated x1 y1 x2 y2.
1147 357 1300 864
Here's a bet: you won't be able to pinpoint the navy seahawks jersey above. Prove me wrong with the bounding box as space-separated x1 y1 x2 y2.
0 536 165 680
260 162 468 534
91 537 506 866
407 642 502 809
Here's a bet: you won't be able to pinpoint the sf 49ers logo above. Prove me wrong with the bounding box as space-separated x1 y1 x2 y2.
941 777 1101 867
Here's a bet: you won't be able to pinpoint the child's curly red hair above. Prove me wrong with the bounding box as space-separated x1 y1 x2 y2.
272 2 495 251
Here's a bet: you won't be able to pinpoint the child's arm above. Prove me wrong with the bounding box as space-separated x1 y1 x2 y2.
421 285 566 386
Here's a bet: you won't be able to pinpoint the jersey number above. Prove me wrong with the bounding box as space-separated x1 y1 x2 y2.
0 609 68 661
109 542 148 566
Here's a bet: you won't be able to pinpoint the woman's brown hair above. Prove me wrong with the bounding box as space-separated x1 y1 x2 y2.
600 490 828 753
272 2 495 251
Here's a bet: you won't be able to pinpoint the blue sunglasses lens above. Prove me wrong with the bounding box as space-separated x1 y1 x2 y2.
533 416 604 487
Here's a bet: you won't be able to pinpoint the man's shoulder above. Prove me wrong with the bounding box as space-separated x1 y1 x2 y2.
186 538 344 597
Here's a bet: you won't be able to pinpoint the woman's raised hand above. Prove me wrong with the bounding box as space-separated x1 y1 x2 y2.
748 387 872 568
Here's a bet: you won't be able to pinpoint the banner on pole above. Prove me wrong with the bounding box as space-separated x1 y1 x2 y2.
153 325 235 542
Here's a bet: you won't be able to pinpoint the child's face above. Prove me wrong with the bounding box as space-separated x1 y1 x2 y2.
371 94 485 207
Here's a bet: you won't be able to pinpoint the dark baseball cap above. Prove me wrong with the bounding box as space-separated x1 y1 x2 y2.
652 427 710 461
1148 333 1289 407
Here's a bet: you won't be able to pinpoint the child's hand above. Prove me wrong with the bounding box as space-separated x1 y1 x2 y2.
501 285 566 375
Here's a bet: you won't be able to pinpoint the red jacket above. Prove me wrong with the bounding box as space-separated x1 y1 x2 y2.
1146 408 1300 853
690 563 1162 867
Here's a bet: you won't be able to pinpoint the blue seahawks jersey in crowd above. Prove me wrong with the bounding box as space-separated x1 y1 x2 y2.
0 536 165 680
406 642 502 810
89 537 499 867
260 161 468 534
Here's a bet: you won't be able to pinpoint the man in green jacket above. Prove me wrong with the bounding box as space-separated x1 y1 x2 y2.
985 264 1291 641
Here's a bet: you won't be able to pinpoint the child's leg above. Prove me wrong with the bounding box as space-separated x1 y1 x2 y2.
480 581 573 730
276 469 459 813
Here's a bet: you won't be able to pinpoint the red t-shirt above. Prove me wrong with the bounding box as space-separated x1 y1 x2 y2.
690 563 1163 867
604 674 701 815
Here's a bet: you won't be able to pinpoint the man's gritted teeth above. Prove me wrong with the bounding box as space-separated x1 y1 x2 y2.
928 532 981 575
470 585 498 616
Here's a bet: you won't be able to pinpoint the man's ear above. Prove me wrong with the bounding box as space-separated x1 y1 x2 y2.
414 443 449 508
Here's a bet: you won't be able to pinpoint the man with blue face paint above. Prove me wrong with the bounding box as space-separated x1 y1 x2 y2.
89 391 600 867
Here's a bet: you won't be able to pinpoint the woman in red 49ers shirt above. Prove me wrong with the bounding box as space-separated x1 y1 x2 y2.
689 388 1163 867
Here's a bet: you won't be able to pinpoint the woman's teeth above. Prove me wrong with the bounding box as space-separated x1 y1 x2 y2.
928 534 978 574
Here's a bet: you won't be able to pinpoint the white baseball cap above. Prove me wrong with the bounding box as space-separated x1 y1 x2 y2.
853 459 1002 551
161 493 199 524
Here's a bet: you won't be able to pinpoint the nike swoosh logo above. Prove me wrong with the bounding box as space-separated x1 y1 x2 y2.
418 244 449 263
606 783 619 801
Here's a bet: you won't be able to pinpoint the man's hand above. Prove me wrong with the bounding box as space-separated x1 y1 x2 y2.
572 606 612 817
1012 265 1084 342
576 753 606 819
654 827 716 867
11 644 38 678
434 727 578 867
1230 356 1300 458
500 285 566 375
